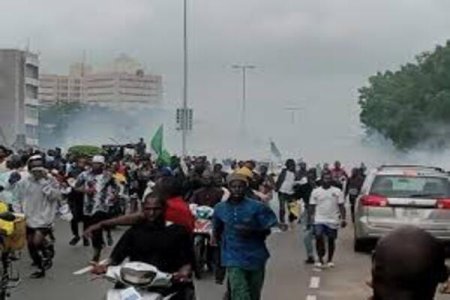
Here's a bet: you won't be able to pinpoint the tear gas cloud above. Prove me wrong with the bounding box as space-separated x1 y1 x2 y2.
49 103 450 172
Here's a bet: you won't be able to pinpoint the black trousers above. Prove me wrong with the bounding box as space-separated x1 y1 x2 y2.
26 227 54 270
68 195 86 237
349 195 357 223
84 212 110 250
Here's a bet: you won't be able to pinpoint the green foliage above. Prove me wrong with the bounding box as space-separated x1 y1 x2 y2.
67 145 103 158
359 40 450 150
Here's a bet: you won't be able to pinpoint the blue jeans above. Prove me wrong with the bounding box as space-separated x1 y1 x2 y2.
313 224 338 239
299 210 314 258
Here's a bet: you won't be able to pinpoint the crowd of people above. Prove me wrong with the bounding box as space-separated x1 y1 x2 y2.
0 142 449 300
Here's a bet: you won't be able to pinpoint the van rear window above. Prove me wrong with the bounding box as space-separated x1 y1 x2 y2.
370 175 450 198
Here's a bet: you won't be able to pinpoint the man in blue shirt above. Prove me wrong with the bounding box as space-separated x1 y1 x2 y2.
213 173 278 300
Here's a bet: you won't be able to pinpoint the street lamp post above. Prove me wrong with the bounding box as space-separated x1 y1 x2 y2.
232 64 255 133
284 107 303 125
181 0 189 157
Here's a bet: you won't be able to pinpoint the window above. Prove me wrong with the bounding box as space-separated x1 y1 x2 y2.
26 85 38 99
371 175 450 198
25 124 38 139
25 65 38 79
25 106 39 119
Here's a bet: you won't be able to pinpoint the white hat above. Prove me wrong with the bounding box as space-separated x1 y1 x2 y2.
92 155 105 164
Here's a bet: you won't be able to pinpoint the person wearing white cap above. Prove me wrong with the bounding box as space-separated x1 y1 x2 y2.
74 155 119 263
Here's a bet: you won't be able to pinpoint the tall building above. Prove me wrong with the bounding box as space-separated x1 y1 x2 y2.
0 49 39 147
39 54 163 108
39 73 84 105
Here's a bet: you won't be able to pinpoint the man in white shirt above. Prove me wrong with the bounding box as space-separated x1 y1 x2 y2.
309 171 346 268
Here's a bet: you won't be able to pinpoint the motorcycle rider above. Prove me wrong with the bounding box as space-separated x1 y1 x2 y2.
189 170 225 283
91 193 195 300
189 170 224 207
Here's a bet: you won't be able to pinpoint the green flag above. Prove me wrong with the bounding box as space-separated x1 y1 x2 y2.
159 149 172 166
151 125 164 155
151 125 172 166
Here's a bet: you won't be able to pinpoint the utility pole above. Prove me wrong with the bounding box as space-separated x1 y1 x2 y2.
181 0 189 157
232 64 255 133
284 107 303 125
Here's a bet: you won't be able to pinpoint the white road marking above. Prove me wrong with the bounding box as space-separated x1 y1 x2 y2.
306 295 317 300
73 259 109 275
310 276 320 289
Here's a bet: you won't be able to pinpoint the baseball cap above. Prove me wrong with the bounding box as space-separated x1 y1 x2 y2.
92 155 105 164
27 155 45 170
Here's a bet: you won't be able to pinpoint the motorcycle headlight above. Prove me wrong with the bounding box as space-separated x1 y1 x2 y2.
120 267 156 286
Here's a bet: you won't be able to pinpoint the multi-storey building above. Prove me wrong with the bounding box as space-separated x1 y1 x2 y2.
0 49 39 147
39 55 163 108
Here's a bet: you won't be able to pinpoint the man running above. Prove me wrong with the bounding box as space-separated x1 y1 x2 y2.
275 159 299 225
213 173 278 300
297 169 318 264
67 156 89 246
83 176 195 235
7 155 62 278
330 161 348 190
309 172 346 268
345 167 365 223
75 155 119 262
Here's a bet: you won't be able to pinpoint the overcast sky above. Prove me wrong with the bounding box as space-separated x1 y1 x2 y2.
2 0 450 163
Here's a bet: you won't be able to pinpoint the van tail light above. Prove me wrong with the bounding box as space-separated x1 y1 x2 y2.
436 199 450 209
361 195 388 207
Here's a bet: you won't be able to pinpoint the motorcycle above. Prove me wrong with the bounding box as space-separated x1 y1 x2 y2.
81 261 178 300
189 204 214 279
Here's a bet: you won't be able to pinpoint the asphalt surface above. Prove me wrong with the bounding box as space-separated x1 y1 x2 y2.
9 218 450 300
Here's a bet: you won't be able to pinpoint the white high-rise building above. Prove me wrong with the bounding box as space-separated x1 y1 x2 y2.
0 49 40 147
39 54 163 108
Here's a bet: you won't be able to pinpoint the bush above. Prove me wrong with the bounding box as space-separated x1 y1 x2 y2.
67 145 103 158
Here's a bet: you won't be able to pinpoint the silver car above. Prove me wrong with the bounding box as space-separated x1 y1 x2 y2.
354 165 450 252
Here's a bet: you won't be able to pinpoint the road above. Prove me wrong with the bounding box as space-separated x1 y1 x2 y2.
9 220 449 300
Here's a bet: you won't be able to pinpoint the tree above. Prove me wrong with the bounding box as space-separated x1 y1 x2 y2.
359 40 450 150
